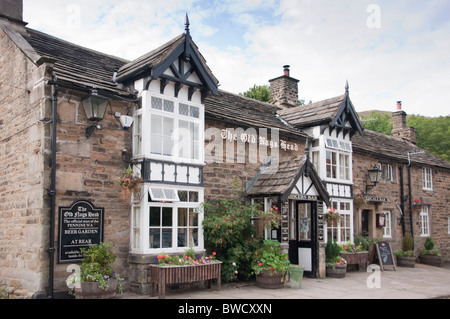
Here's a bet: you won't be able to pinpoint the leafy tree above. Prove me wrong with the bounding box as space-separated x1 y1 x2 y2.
240 84 270 103
360 111 393 135
407 115 450 162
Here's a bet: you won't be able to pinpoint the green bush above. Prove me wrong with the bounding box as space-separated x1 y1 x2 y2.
202 195 262 282
424 237 435 250
402 233 414 252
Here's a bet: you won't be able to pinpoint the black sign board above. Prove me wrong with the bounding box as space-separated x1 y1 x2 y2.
370 241 397 271
58 200 104 263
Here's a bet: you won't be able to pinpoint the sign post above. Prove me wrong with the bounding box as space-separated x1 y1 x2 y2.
58 200 104 263
370 241 396 271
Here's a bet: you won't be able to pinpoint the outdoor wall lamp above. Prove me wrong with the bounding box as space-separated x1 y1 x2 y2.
81 88 109 138
366 165 383 193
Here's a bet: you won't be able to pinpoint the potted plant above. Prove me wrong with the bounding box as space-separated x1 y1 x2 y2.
71 242 123 299
326 240 347 278
339 241 369 272
394 233 416 268
419 237 442 267
252 240 291 289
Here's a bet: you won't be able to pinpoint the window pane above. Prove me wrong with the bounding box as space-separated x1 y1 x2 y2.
190 208 198 226
179 103 189 116
178 229 187 248
178 208 188 227
178 191 188 202
162 207 172 227
150 229 160 248
190 106 200 118
152 96 162 110
164 100 174 113
189 191 199 203
150 207 160 227
161 228 172 248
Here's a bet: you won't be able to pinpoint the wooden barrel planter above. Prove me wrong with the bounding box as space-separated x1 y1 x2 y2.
340 252 369 272
326 264 347 278
256 270 286 289
396 256 416 268
74 279 118 299
420 255 442 267
149 262 222 299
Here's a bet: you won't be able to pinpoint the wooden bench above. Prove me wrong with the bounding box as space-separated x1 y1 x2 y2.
149 262 222 299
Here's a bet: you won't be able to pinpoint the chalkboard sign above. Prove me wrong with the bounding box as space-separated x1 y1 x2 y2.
58 200 104 263
371 241 396 271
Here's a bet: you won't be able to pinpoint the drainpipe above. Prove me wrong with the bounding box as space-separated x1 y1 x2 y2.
47 80 58 299
399 166 405 236
407 164 414 249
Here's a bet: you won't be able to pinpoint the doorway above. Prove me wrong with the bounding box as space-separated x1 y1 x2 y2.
362 210 370 236
289 201 318 278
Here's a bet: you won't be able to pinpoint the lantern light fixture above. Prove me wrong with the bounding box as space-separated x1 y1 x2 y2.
366 165 383 193
81 88 110 138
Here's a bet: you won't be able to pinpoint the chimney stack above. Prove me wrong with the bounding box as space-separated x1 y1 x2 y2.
392 101 416 144
0 0 24 23
269 65 300 109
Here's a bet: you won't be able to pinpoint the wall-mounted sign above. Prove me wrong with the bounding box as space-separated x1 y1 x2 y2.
220 129 299 152
58 200 104 264
288 194 318 201
365 196 388 202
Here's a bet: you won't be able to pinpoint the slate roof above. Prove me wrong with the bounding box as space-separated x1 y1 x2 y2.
352 129 450 169
116 33 219 88
205 90 309 140
278 94 347 128
24 28 131 96
247 155 330 204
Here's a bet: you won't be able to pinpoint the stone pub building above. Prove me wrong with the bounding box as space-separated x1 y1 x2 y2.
1 0 449 298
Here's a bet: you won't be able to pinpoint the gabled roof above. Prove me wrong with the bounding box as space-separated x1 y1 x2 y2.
205 90 309 140
116 32 219 94
278 92 364 136
352 130 450 169
23 28 131 96
247 156 330 205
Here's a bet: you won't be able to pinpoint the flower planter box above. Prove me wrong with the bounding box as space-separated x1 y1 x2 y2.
74 279 118 299
149 262 222 299
420 255 442 267
340 252 369 272
396 256 416 268
256 270 286 289
326 264 347 278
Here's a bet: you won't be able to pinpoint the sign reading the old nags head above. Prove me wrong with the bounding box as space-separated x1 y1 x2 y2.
58 200 104 263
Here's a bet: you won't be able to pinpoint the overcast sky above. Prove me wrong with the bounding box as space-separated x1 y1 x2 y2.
23 0 450 117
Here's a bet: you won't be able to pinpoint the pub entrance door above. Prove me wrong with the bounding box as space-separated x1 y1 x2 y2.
289 201 318 278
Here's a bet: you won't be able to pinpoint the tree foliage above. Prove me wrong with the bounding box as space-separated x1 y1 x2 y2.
407 115 450 162
240 84 270 103
202 191 262 282
360 112 450 162
360 111 393 135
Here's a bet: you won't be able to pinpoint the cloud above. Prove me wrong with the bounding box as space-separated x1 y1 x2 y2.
22 0 450 117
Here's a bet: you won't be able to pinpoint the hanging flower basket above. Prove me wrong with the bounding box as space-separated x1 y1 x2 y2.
324 208 341 225
412 199 423 210
354 193 366 209
117 168 143 193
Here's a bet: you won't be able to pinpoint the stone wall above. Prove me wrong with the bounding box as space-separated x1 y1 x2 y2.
204 119 306 202
51 89 133 293
353 150 450 261
0 30 50 298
